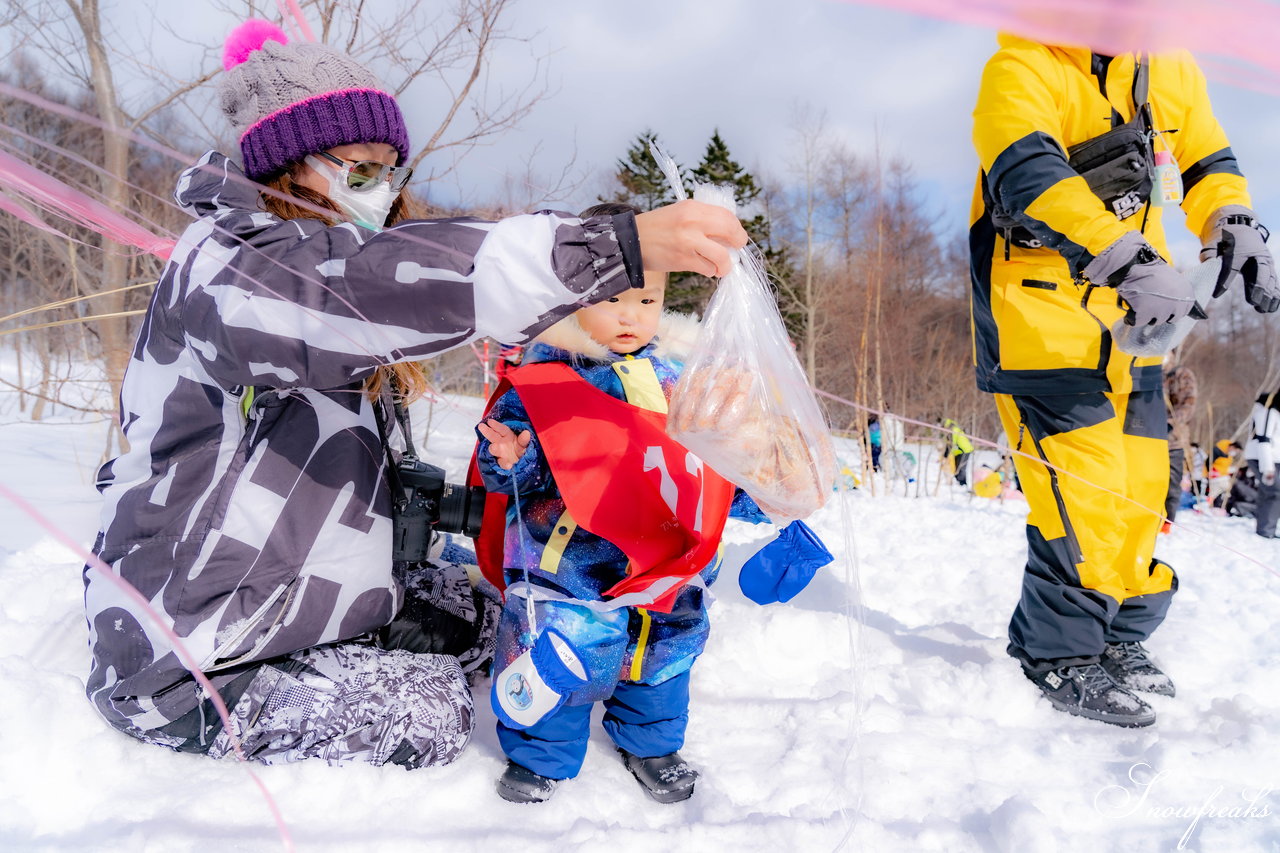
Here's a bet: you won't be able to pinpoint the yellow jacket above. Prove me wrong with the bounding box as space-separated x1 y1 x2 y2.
970 35 1251 395
943 419 974 456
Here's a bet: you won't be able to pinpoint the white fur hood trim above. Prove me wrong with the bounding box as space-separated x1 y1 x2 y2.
533 309 701 362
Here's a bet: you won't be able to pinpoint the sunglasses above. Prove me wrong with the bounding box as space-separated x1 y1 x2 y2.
315 152 413 192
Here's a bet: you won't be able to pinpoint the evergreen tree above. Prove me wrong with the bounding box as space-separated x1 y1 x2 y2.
601 129 682 211
598 129 793 318
680 130 793 316
690 130 763 232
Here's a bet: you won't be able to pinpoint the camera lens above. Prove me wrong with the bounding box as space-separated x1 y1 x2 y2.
437 482 486 538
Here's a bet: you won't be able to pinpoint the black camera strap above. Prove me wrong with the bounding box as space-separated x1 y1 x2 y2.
371 375 420 454
373 378 415 506
373 373 486 549
393 395 419 461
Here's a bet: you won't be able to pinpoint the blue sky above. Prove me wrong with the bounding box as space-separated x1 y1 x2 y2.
404 0 1280 262
12 0 1280 261
433 1 998 227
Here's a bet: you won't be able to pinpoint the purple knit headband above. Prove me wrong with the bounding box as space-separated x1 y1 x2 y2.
239 87 410 180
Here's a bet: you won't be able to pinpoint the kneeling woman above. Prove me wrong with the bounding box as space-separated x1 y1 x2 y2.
84 20 746 769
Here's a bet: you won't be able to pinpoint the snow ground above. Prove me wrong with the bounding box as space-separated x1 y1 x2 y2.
1 377 1277 852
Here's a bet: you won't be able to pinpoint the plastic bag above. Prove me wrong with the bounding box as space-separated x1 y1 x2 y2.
1112 257 1220 356
664 182 836 521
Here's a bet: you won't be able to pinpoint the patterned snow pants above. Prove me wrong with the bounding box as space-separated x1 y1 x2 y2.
204 557 500 769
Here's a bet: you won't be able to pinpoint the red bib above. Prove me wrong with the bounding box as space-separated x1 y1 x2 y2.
472 361 734 613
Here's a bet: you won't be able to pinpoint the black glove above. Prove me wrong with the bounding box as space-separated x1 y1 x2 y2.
1083 231 1198 326
1200 205 1280 313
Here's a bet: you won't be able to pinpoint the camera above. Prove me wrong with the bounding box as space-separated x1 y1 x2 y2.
391 455 486 562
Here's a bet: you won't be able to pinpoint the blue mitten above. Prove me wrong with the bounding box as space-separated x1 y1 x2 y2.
492 629 591 729
738 520 834 605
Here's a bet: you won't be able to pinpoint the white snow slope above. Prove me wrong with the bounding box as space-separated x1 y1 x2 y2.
1 381 1277 853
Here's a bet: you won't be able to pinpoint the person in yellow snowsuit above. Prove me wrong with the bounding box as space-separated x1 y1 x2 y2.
942 418 975 486
970 35 1280 726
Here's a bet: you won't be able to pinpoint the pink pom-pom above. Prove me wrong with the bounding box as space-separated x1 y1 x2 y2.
222 19 289 70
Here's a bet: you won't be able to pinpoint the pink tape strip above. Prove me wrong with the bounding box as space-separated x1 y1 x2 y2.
0 482 296 851
0 188 64 233
813 388 1280 581
841 0 1280 91
0 149 174 259
277 0 317 43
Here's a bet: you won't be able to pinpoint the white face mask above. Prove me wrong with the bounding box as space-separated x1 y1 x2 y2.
305 155 399 231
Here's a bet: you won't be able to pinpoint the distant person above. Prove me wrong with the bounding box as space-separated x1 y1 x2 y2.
1002 451 1024 495
1189 441 1208 499
1245 390 1280 537
868 414 883 472
1211 439 1231 478
942 418 973 486
1208 440 1236 510
1223 465 1260 519
495 344 524 382
1162 362 1197 530
1211 440 1244 477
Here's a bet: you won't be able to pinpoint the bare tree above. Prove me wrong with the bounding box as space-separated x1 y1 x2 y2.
766 110 1000 484
782 107 826 385
484 139 585 215
267 0 551 181
770 107 865 388
0 53 146 425
0 0 549 455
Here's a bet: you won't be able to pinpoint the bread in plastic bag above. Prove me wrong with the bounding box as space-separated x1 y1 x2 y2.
666 183 835 522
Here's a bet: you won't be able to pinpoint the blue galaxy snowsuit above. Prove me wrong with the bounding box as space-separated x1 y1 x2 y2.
476 338 766 779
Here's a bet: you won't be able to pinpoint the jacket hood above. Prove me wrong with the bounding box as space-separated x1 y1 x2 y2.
528 310 701 365
174 150 268 218
994 33 1141 78
1256 390 1280 410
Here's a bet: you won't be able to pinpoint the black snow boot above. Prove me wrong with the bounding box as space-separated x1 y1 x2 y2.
1023 662 1156 727
618 748 699 803
1101 642 1176 697
496 760 559 804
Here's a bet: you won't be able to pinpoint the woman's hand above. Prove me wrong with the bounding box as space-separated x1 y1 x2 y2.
634 200 748 278
478 418 532 470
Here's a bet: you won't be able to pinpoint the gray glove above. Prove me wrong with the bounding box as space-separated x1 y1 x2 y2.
1200 205 1280 313
1083 231 1198 326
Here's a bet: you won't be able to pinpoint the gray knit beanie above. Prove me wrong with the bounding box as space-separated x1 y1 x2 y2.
218 19 409 180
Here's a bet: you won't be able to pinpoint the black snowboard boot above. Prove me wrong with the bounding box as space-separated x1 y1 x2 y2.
1101 642 1176 697
496 760 559 804
618 748 699 803
1023 661 1156 727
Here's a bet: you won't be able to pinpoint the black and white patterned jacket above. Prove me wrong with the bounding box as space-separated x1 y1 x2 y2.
84 151 639 741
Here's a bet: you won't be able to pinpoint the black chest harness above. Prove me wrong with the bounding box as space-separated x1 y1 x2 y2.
988 54 1157 251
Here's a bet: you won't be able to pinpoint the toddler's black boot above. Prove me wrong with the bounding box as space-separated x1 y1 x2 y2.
618 748 699 803
496 760 559 804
